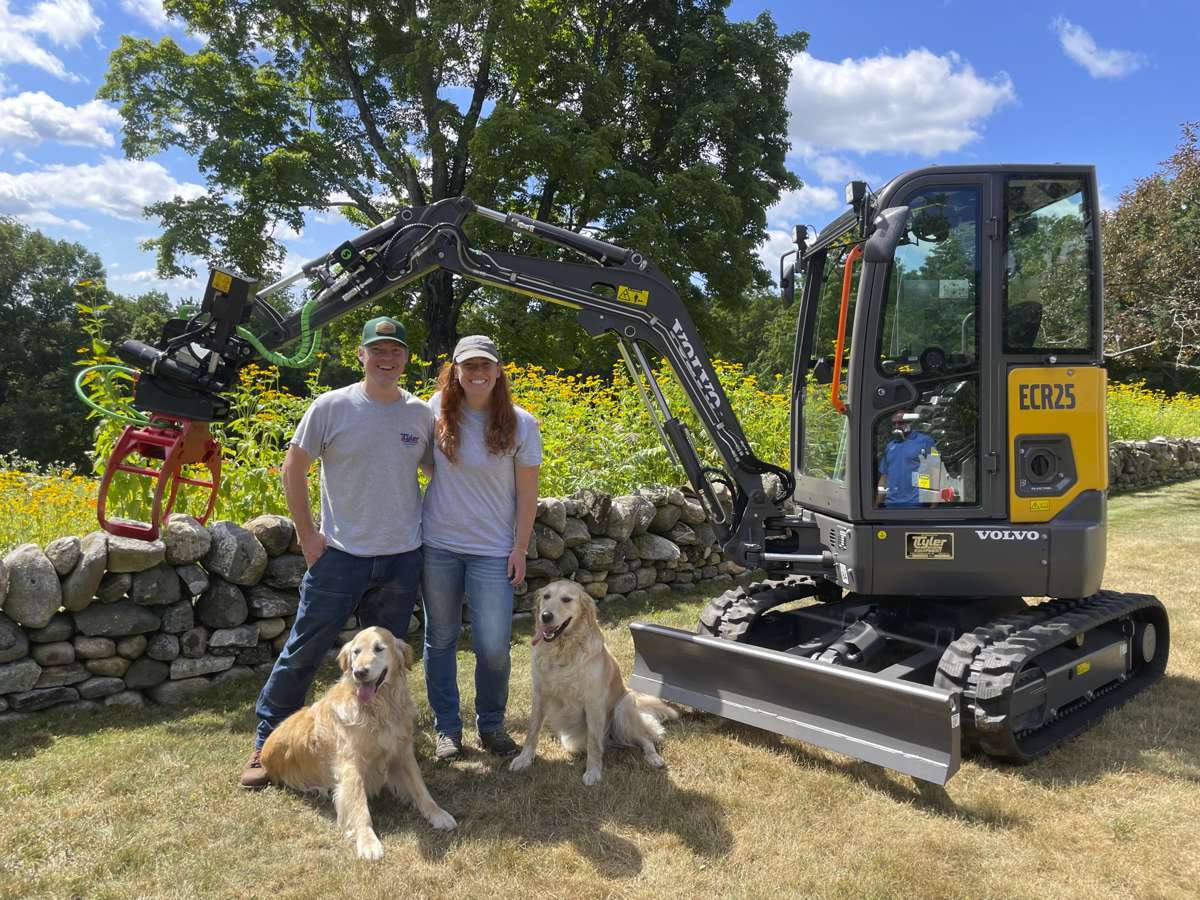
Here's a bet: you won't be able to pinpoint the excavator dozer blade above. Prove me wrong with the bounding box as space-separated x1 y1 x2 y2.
629 622 962 784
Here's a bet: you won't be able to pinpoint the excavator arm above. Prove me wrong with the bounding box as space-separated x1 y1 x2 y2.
103 197 791 561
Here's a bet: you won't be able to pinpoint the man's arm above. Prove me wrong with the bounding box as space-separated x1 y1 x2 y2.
508 464 540 585
281 442 326 567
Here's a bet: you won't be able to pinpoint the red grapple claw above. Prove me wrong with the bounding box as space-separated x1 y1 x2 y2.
97 418 221 541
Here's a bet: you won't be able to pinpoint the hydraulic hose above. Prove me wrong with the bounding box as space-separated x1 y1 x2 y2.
235 294 322 367
74 365 151 426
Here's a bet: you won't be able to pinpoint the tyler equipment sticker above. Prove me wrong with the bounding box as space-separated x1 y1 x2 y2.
905 532 954 560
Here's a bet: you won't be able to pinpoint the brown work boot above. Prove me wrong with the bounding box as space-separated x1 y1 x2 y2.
239 747 270 790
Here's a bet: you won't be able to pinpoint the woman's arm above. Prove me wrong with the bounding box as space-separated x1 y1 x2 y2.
508 464 540 585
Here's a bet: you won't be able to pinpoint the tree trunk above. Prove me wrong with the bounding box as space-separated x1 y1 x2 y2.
421 271 458 373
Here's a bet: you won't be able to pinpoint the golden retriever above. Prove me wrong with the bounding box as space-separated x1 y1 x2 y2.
510 579 678 785
260 626 456 859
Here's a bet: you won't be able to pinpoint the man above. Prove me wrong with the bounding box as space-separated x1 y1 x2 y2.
240 316 433 789
877 409 937 508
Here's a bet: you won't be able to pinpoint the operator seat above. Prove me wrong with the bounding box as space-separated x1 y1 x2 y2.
1006 300 1043 351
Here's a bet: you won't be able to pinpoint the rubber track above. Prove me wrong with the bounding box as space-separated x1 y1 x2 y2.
933 598 1082 750
965 590 1168 762
696 576 820 640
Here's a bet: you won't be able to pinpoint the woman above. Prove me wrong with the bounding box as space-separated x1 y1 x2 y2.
421 334 541 760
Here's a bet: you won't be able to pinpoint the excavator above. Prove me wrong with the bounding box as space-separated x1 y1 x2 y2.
84 163 1169 785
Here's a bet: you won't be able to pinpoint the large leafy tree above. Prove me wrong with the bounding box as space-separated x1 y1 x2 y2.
1103 123 1200 380
0 220 170 468
100 0 805 364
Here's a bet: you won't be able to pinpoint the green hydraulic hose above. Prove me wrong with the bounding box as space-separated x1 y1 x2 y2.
235 294 323 368
74 365 151 426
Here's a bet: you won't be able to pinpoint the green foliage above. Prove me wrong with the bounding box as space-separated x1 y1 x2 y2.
1104 122 1200 378
99 1 805 362
0 219 115 469
1106 380 1200 441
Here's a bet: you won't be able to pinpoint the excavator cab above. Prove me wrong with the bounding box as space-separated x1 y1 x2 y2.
630 165 1168 784
788 167 1107 598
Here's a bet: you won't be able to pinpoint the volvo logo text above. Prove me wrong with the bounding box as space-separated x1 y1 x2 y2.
672 318 723 411
975 530 1041 541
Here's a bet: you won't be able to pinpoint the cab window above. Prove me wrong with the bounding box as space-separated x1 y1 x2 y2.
800 241 858 482
1004 175 1095 354
874 186 981 508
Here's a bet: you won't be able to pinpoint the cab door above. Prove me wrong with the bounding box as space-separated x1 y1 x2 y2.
854 174 1002 522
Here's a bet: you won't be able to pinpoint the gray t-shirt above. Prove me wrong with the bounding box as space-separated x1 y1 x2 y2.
291 382 433 557
422 392 542 557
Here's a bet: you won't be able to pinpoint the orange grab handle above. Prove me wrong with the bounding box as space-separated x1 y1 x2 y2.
830 243 863 415
97 418 221 541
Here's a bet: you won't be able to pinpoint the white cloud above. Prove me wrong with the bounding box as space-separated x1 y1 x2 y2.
110 268 203 294
0 0 101 79
767 185 841 230
805 153 880 186
120 0 168 30
1051 18 1145 79
0 157 205 222
757 228 804 284
270 220 303 242
0 90 120 146
787 49 1015 156
13 208 88 229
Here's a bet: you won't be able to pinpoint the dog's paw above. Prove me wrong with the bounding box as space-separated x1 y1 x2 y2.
509 753 534 772
645 750 665 768
355 830 384 861
428 808 457 831
582 767 603 786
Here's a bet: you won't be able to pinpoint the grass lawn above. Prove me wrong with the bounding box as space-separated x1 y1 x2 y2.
2 482 1199 900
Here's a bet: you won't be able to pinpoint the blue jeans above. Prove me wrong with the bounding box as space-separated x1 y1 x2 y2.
254 546 422 749
422 545 514 735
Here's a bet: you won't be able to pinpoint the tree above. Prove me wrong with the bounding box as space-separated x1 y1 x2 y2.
99 0 805 364
1103 122 1200 381
0 219 110 467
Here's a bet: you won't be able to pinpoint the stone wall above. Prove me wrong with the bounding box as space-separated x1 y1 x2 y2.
3 438 1197 725
1109 437 1200 492
0 487 750 724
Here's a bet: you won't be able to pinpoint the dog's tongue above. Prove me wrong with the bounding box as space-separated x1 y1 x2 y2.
356 682 379 703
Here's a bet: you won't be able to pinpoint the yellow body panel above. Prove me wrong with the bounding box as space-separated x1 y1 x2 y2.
1007 366 1107 523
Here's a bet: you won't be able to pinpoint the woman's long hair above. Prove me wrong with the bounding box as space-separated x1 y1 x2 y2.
435 361 517 463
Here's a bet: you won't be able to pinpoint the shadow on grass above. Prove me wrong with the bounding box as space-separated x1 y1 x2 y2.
700 670 1200 818
704 718 1018 828
981 671 1200 788
262 742 731 877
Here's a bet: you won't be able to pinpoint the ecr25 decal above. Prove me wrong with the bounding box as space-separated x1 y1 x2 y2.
1018 383 1076 410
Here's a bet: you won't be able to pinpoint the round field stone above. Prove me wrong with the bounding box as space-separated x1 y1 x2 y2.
85 657 131 677
0 612 28 664
2 544 61 629
61 532 108 612
31 642 75 667
163 515 211 565
78 676 125 700
124 657 169 689
116 635 148 659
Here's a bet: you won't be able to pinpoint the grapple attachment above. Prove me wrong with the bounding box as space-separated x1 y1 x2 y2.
97 418 221 541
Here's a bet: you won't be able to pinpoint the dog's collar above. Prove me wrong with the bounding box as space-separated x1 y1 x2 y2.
533 617 572 646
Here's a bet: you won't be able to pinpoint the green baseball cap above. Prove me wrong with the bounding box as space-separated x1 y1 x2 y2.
361 316 408 347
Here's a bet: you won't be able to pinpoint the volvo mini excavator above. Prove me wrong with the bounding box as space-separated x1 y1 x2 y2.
87 163 1169 785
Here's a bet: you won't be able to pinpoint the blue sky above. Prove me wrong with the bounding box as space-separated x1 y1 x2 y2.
1 0 1195 301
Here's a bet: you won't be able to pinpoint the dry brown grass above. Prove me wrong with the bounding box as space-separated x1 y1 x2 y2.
2 483 1198 899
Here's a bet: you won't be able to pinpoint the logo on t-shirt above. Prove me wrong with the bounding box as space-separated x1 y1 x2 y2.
398 432 421 445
